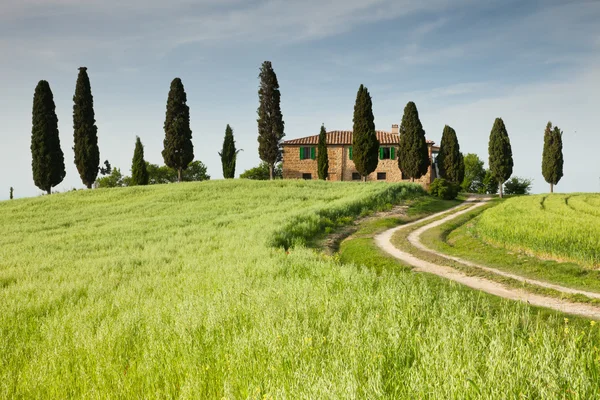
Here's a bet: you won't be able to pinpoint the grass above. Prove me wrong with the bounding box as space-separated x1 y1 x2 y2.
337 197 461 275
338 198 600 398
2 182 600 398
422 201 600 294
475 194 600 267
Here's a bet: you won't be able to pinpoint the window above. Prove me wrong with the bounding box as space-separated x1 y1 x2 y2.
379 147 395 160
300 147 315 160
348 146 353 160
302 173 312 180
352 172 361 181
377 172 387 180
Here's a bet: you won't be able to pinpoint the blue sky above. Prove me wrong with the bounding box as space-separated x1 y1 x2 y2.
1 0 599 199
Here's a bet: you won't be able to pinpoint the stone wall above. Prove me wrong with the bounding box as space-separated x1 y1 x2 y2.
282 146 343 180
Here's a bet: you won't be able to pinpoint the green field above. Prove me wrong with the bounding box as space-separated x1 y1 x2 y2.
2 182 600 398
474 194 600 267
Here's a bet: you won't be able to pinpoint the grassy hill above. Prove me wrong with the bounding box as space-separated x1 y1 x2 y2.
1 182 600 398
475 194 600 267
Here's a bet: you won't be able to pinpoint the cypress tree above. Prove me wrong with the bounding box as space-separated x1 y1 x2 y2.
131 136 149 185
317 124 329 180
162 78 194 182
73 67 100 188
10 187 13 200
488 117 513 198
437 125 464 184
257 61 285 180
542 121 564 193
398 101 429 181
352 85 379 180
31 80 66 194
219 124 238 179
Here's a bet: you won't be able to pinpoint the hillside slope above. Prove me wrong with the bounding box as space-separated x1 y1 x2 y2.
1 182 600 398
475 194 600 267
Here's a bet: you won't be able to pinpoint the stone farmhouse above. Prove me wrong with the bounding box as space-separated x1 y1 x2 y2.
282 124 440 187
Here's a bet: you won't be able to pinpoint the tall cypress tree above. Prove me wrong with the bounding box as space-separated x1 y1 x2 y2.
162 78 194 182
317 124 329 180
542 121 564 193
31 80 66 194
131 136 149 186
398 101 429 181
73 67 100 188
257 61 285 180
488 117 513 198
352 85 379 180
219 124 238 179
437 125 464 184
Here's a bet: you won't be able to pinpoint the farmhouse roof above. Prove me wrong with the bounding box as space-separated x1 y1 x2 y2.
283 130 435 146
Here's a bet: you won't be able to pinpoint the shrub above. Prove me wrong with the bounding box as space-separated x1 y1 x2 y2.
504 177 532 195
429 178 459 200
240 162 282 180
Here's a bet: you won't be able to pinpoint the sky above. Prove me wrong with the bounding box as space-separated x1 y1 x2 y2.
1 0 599 199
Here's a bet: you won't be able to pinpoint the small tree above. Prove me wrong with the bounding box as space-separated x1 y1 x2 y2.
398 102 429 182
542 122 564 193
352 85 379 180
461 153 486 193
100 160 111 175
437 125 464 184
10 187 13 200
504 177 532 195
257 61 285 180
96 168 127 188
240 162 283 180
219 124 239 179
482 169 499 195
162 78 194 182
317 125 329 180
131 136 149 186
31 80 66 194
73 67 100 188
184 160 210 182
488 117 513 198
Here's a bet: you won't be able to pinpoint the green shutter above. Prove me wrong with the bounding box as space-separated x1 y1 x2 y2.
311 147 316 160
379 148 383 160
299 147 304 160
391 147 395 160
349 147 353 160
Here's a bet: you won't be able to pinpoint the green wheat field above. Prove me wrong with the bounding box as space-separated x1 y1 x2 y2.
1 181 600 398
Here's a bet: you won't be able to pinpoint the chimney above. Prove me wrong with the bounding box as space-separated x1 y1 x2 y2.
391 124 399 134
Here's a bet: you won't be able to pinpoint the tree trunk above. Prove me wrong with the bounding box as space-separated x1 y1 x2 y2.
269 164 274 180
550 183 554 193
411 177 414 183
178 168 182 182
498 181 503 198
46 188 51 195
86 183 92 189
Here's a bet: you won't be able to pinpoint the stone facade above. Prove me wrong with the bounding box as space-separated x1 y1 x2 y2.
282 127 438 188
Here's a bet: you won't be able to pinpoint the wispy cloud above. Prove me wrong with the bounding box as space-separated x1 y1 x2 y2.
0 0 476 67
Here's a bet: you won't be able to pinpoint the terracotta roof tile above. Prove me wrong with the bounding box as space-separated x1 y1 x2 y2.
283 130 435 146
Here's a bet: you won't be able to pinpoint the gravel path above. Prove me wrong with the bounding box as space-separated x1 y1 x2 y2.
375 200 600 319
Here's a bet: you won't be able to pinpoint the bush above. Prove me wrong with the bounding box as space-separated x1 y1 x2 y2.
504 177 532 195
240 162 282 180
429 178 460 200
480 169 499 195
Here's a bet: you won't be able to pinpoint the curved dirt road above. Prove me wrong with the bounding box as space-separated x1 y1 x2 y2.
375 201 600 319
